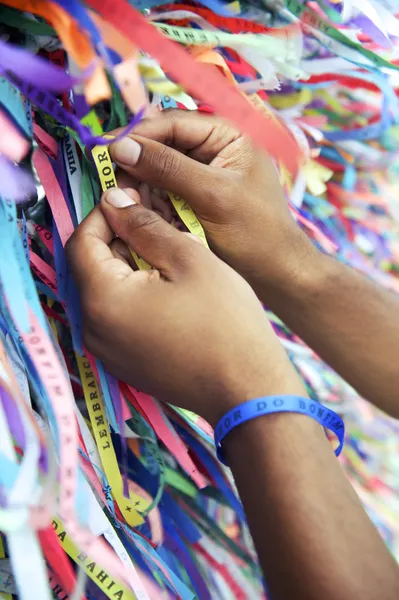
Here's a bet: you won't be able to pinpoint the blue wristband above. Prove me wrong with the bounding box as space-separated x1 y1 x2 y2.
214 395 345 465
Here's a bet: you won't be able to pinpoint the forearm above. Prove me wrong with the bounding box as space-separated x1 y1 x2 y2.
225 410 399 600
252 236 399 418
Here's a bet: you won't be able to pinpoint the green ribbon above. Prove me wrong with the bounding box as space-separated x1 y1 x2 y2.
0 6 56 36
284 0 399 72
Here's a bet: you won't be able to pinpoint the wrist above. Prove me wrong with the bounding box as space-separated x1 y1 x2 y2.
251 228 327 307
222 407 326 464
204 357 309 428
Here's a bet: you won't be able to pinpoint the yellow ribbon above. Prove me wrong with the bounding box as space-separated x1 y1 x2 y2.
83 111 151 271
76 354 147 526
52 518 135 600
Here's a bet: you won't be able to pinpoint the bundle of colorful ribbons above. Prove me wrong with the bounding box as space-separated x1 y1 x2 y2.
1 0 399 598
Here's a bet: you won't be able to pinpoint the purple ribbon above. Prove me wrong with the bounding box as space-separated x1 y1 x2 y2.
0 384 48 473
4 69 145 148
0 385 26 451
0 39 88 92
351 15 392 50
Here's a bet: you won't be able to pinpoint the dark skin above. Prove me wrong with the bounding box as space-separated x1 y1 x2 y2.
108 109 399 420
66 110 399 600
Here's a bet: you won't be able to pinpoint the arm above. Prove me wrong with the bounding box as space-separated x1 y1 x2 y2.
67 190 399 600
252 240 399 420
108 110 399 418
226 412 399 600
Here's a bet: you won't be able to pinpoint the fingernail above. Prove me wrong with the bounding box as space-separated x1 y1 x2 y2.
112 137 141 166
105 188 136 208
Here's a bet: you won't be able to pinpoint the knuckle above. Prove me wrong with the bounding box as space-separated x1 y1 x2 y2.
127 205 161 234
161 107 180 118
160 109 179 144
152 145 181 182
235 136 258 170
207 174 237 213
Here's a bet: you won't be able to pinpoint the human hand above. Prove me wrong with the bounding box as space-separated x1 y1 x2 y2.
109 109 316 297
66 188 306 426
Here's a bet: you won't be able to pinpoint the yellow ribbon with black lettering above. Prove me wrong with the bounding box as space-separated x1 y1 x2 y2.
52 517 135 600
82 111 150 271
76 353 147 526
167 193 209 247
153 22 287 57
85 110 208 251
90 143 150 271
138 62 183 96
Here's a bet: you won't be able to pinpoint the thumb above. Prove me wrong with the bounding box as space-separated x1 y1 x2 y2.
109 134 224 214
100 188 197 276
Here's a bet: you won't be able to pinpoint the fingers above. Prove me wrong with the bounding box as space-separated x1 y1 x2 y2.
110 109 241 165
135 110 216 150
150 191 173 222
111 109 217 153
121 187 142 207
138 182 152 209
100 188 199 276
65 206 132 296
114 170 174 221
109 238 138 270
109 133 226 214
115 167 140 192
